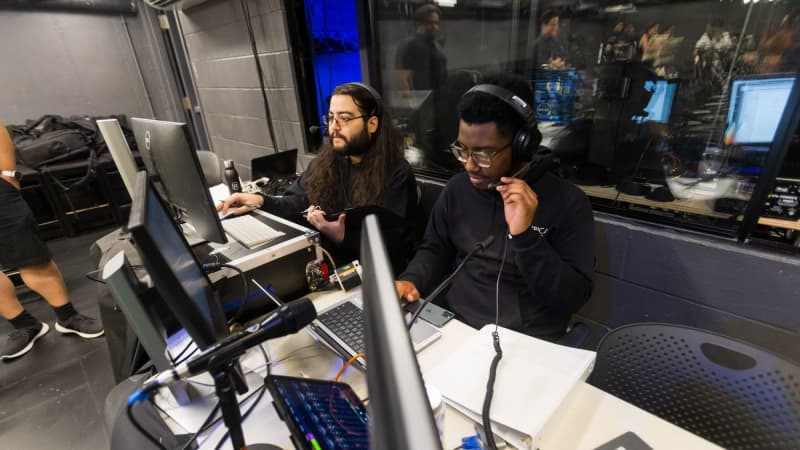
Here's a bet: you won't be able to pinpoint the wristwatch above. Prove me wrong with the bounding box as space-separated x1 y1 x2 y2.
1 170 22 181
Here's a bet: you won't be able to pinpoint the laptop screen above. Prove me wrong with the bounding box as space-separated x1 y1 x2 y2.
251 149 298 181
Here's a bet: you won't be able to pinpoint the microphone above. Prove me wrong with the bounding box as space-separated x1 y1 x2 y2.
406 234 495 328
309 125 325 134
141 297 317 392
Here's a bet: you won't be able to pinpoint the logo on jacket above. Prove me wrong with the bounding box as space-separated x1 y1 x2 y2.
531 225 550 237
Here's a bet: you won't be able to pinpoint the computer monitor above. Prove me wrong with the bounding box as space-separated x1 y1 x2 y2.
727 75 794 145
633 80 677 124
361 214 442 450
97 118 139 199
127 170 228 350
130 118 227 244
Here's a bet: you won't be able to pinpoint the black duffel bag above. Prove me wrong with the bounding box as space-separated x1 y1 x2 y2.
10 115 96 169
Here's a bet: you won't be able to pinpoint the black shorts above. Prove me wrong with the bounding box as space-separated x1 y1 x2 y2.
0 179 52 269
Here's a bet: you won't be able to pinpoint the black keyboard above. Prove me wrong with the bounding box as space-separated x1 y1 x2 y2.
317 302 365 354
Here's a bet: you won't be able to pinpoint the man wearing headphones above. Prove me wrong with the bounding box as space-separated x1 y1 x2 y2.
396 73 594 340
219 82 417 273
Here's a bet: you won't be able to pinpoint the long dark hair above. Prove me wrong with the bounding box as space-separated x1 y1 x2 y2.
304 83 404 211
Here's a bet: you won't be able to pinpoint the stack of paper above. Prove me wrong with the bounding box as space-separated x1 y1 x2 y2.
425 325 596 449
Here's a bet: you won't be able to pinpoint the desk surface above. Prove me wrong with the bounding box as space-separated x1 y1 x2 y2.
156 288 722 450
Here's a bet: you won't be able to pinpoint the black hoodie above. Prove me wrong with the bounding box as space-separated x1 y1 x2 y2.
399 170 594 340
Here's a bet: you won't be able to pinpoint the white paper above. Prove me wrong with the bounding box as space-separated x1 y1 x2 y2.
426 325 596 449
209 183 230 204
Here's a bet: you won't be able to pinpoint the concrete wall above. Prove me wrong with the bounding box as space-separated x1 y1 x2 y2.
177 0 305 180
581 213 800 362
0 5 178 124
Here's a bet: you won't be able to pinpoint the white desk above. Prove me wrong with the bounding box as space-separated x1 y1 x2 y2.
156 288 722 450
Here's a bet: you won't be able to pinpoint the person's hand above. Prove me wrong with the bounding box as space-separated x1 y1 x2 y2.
216 192 263 216
496 176 538 236
395 280 420 303
305 205 346 244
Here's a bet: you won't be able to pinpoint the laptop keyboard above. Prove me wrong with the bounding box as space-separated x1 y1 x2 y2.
221 214 285 249
317 301 365 354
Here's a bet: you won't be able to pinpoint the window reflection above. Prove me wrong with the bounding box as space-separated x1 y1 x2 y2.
371 1 798 233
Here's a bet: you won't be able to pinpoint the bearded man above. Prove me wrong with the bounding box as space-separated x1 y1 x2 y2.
219 82 417 272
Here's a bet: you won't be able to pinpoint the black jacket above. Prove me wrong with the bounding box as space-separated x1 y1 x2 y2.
260 154 417 272
399 171 594 339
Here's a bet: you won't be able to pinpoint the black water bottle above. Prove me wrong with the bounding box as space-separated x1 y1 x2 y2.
224 160 242 193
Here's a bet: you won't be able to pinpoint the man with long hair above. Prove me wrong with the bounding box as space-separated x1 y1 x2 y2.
219 82 417 272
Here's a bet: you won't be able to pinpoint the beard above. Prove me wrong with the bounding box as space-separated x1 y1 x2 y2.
332 128 371 156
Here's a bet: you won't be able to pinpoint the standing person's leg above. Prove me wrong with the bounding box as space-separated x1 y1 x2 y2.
17 259 68 308
17 259 102 338
1 179 103 362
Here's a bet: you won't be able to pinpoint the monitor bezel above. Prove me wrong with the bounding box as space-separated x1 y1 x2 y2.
128 170 229 350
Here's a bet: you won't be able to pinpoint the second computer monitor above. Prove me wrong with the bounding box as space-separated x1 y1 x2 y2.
97 118 139 199
361 214 442 450
127 171 228 350
727 75 794 145
131 118 227 244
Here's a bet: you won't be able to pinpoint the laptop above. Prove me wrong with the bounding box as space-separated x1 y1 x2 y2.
251 149 298 182
307 292 442 370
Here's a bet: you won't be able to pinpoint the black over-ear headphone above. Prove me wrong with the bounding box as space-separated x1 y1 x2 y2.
343 82 383 118
464 84 543 163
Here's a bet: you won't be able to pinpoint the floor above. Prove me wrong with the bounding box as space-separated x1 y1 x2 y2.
0 227 116 449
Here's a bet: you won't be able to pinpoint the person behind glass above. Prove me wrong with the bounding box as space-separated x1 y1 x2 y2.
603 21 626 62
0 122 104 362
218 83 417 273
530 9 567 70
394 3 447 95
395 73 594 340
639 23 660 64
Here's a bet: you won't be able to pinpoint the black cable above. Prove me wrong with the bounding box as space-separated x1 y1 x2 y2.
482 232 509 450
407 240 488 329
213 382 269 450
240 0 278 152
171 344 200 367
126 401 168 450
220 263 249 325
180 402 222 450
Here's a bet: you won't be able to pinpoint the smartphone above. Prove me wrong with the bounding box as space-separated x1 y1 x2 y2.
403 301 456 327
266 375 368 450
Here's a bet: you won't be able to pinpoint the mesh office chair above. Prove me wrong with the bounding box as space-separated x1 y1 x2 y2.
587 323 800 450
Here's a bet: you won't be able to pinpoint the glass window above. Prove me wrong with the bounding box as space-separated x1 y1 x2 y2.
369 1 799 239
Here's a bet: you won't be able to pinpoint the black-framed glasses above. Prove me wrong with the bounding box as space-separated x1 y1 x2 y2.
322 114 368 127
449 141 512 168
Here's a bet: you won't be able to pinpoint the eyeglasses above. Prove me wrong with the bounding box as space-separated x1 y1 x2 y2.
323 114 368 127
449 141 511 168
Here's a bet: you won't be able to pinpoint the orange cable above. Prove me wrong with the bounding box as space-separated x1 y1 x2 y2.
334 352 365 382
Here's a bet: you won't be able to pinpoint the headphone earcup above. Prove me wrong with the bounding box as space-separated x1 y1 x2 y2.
511 129 530 163
512 126 543 163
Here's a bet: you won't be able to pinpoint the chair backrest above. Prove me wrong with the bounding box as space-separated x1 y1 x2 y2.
196 150 222 186
587 323 800 450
